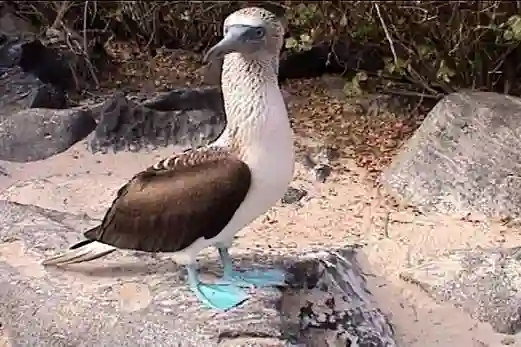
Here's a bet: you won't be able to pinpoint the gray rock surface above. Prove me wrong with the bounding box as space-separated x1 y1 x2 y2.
88 90 226 154
281 186 308 205
0 15 71 110
0 200 397 347
142 86 223 112
0 67 68 112
283 250 397 346
380 91 521 219
400 247 521 335
0 107 96 162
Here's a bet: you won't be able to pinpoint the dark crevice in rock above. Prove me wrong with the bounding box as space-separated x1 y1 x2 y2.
17 39 75 92
217 331 280 342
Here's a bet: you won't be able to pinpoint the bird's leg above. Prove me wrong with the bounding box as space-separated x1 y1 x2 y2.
185 263 249 310
216 247 287 288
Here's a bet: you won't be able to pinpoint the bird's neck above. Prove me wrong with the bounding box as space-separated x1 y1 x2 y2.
217 53 290 154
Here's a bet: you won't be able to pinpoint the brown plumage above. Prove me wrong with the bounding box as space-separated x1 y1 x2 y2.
80 147 251 253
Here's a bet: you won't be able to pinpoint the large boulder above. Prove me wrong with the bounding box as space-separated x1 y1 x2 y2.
0 107 96 162
0 11 103 163
0 200 397 347
380 91 521 219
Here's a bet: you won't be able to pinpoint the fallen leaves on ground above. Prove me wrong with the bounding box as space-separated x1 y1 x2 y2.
283 77 427 181
99 40 206 92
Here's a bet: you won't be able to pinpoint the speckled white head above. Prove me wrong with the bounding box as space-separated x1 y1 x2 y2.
204 7 285 62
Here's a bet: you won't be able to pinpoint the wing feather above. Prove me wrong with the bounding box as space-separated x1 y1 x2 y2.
84 147 251 253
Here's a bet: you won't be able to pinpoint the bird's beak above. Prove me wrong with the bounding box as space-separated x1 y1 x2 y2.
203 25 251 63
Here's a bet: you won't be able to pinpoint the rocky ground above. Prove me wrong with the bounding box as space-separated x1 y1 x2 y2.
2 42 521 346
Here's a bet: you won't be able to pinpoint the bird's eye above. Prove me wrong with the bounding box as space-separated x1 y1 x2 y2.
254 27 265 38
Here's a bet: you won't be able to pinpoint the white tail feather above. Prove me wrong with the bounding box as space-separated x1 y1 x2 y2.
41 241 117 266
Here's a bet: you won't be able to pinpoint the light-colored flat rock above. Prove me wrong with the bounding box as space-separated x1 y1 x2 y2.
0 199 395 346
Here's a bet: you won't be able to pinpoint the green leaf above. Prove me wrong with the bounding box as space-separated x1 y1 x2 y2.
436 60 455 83
503 15 521 42
285 37 298 49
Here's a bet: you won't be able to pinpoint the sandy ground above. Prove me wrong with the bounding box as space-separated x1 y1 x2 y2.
1 135 521 347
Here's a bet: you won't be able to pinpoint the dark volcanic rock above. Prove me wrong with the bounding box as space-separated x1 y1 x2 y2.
0 200 397 347
16 39 76 92
0 14 68 111
0 34 23 67
88 89 226 154
401 247 521 334
282 250 397 346
0 11 109 99
0 34 92 163
141 86 223 112
0 107 96 162
0 36 69 110
29 82 68 109
281 186 308 205
0 67 68 111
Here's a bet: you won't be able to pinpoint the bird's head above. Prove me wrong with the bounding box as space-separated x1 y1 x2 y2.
204 7 285 63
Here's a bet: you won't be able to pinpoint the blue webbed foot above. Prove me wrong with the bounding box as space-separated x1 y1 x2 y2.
186 264 249 310
220 268 287 288
216 247 287 288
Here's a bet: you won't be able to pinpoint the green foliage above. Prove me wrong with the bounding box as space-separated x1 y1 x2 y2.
4 1 521 98
502 15 521 42
281 1 521 98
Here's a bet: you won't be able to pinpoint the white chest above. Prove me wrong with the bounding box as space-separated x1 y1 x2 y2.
171 57 295 263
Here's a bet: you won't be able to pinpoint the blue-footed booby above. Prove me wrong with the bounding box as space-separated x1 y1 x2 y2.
41 7 295 310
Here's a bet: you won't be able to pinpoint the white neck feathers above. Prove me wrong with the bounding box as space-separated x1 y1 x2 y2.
215 53 287 151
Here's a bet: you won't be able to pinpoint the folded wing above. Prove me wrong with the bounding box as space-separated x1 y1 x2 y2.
85 147 252 253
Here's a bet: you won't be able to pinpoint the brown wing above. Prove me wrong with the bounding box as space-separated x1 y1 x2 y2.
84 147 251 253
